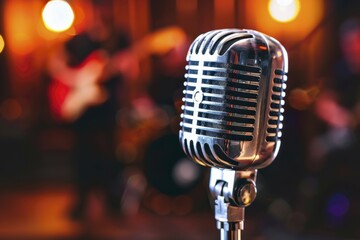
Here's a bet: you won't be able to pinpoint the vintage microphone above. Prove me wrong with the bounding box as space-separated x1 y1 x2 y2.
179 29 288 240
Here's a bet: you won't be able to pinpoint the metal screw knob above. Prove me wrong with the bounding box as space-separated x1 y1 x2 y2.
235 179 257 206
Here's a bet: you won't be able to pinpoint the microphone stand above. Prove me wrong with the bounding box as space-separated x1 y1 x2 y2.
209 168 257 240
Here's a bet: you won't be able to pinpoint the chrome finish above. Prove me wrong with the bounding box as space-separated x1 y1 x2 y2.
210 168 256 240
179 29 288 170
209 168 257 207
179 28 288 240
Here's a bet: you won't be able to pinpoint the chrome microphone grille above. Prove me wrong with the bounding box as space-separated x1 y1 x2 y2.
182 60 261 141
179 29 288 170
266 69 287 142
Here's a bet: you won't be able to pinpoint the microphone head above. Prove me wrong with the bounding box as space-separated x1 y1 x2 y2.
179 29 288 170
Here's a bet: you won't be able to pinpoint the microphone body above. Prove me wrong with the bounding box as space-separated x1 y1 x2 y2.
179 29 288 239
180 29 287 170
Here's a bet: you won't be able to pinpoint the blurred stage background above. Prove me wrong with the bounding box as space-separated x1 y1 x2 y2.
0 0 360 239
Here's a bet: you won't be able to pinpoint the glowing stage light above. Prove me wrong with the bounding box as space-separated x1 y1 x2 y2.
268 0 301 23
42 0 74 32
0 35 4 54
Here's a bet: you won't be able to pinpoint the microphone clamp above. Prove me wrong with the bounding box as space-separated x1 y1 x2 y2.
210 168 257 240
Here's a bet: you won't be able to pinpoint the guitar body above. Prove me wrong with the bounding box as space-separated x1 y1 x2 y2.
48 77 70 120
48 51 108 121
48 26 188 122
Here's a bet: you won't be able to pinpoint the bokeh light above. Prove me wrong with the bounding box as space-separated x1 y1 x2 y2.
268 0 301 22
0 35 4 54
172 158 201 187
327 193 350 219
42 0 74 32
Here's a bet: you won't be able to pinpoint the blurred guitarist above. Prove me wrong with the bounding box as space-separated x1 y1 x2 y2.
47 1 139 220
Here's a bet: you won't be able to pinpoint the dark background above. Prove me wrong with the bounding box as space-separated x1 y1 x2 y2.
0 0 359 239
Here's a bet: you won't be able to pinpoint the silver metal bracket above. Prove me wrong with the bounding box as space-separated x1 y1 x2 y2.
209 168 258 240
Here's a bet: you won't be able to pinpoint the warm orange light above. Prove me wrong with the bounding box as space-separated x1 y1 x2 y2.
42 0 75 32
4 1 38 55
268 0 301 23
135 27 187 58
288 86 319 110
245 0 324 43
0 35 4 54
259 45 268 51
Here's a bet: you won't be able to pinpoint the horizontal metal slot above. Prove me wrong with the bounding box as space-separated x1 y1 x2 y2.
195 129 253 141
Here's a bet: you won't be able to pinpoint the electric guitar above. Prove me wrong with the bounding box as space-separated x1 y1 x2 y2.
48 26 187 122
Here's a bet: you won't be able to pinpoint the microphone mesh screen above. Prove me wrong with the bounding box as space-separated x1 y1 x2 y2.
182 60 262 141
